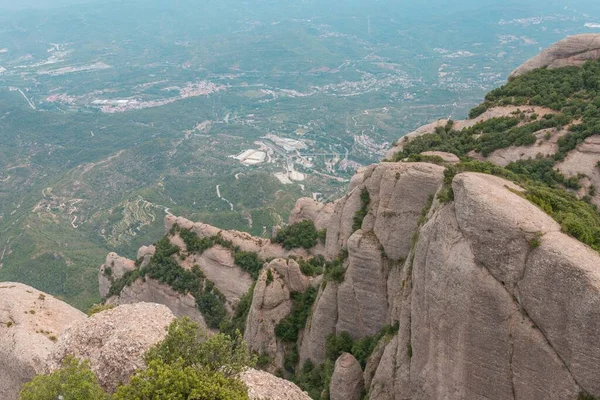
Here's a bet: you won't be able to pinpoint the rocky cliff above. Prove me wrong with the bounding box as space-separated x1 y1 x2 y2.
0 284 309 399
89 34 600 399
510 34 600 78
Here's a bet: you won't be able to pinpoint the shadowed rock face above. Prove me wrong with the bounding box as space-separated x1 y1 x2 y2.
510 34 600 78
0 283 86 400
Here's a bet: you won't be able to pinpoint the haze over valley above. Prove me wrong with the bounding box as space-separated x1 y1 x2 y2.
1 0 599 308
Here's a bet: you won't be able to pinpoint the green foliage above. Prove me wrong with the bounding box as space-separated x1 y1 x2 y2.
293 360 334 400
505 158 579 189
266 270 274 286
284 345 300 373
178 228 234 254
234 252 264 280
273 220 322 250
19 357 110 400
87 303 115 316
323 251 349 284
275 287 318 342
296 323 399 398
113 359 248 400
107 269 141 298
145 317 255 376
406 154 446 165
352 188 371 232
325 332 354 361
298 256 326 277
526 186 600 251
326 323 399 369
528 232 542 249
221 284 255 336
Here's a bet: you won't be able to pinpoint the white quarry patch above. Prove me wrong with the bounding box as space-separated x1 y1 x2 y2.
264 133 307 152
289 171 305 181
232 149 267 166
274 172 293 184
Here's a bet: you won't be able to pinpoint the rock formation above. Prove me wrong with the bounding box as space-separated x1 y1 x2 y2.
329 353 364 400
0 283 86 400
240 368 311 400
244 258 312 371
99 252 136 298
366 172 599 399
48 302 175 393
106 277 207 328
510 33 600 78
0 284 309 399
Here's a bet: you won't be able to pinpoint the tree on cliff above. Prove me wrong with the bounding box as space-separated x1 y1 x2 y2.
19 357 110 400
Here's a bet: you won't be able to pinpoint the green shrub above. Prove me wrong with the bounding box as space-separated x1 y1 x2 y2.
273 220 321 250
326 332 353 361
234 251 264 280
107 269 140 297
298 256 326 276
529 232 542 249
114 359 248 400
221 284 254 336
87 303 115 316
406 154 446 164
19 357 110 400
266 270 274 286
275 287 317 342
178 228 234 254
145 317 255 376
352 188 370 232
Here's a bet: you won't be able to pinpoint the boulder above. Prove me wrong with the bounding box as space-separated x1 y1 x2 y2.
329 353 364 400
99 252 136 298
240 368 311 400
0 283 86 400
289 198 335 231
367 172 595 399
48 303 175 393
510 34 600 78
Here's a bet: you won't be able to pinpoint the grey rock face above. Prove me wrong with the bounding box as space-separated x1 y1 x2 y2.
336 230 388 339
330 353 364 400
0 283 86 400
106 278 207 329
510 34 600 78
368 173 595 400
244 261 295 371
